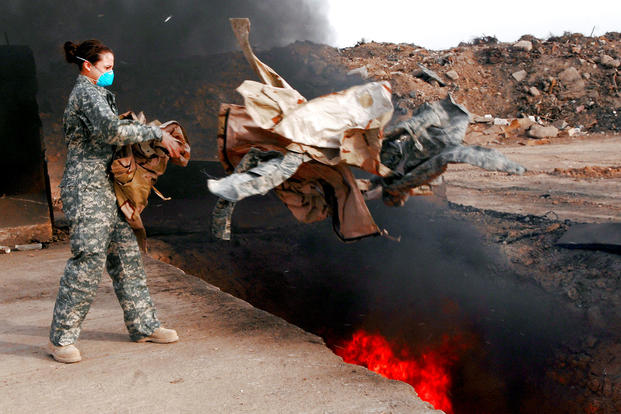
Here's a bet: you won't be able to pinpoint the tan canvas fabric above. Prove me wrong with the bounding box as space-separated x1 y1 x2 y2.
111 111 191 250
218 104 379 241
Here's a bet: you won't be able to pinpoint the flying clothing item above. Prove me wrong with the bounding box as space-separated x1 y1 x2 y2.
50 75 163 346
208 18 526 242
212 105 381 241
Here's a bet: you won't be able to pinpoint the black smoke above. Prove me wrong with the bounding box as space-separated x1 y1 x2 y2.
0 0 335 69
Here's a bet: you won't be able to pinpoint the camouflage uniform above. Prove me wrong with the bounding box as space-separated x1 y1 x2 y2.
50 75 163 346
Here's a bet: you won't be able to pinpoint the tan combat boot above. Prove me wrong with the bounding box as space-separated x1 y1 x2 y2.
136 327 179 344
48 342 82 363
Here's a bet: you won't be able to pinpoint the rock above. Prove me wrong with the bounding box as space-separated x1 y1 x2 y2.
553 119 568 130
583 72 590 80
445 70 459 80
599 54 620 68
408 91 417 98
558 67 586 99
503 118 536 137
483 125 504 135
413 63 446 86
472 114 493 123
512 69 527 82
559 66 581 83
347 66 369 79
529 86 540 96
513 40 533 51
14 243 43 251
527 124 559 138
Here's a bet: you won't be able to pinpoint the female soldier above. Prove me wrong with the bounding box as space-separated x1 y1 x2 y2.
48 39 181 363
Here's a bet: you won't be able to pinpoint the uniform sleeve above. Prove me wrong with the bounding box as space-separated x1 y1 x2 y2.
78 88 163 146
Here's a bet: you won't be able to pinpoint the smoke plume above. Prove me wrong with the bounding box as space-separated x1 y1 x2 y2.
0 0 335 69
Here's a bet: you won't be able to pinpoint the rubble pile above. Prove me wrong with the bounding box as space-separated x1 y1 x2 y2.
335 32 621 142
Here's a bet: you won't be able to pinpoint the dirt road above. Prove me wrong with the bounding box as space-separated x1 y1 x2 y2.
0 243 437 413
444 135 621 222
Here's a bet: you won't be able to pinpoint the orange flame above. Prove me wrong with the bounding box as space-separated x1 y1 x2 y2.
334 330 469 414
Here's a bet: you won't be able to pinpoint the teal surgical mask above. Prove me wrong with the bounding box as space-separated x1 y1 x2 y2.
77 56 114 87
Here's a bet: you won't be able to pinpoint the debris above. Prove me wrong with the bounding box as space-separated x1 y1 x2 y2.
502 118 535 137
513 40 533 52
598 54 620 68
524 138 550 146
472 114 493 123
14 243 42 251
557 223 621 254
558 67 586 99
413 63 446 86
527 124 558 138
347 66 369 79
445 70 459 81
553 119 568 130
567 127 582 136
163 15 173 23
493 118 509 126
528 86 540 96
551 165 621 178
0 245 11 254
512 70 527 82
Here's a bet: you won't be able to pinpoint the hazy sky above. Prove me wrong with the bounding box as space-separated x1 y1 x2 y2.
327 0 621 50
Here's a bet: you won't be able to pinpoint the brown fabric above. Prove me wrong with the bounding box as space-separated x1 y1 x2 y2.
218 104 379 241
111 111 191 250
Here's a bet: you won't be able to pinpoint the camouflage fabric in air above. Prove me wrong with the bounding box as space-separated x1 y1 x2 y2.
379 95 525 206
210 148 306 240
50 75 163 346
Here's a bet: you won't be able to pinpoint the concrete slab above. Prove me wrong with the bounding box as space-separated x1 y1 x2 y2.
0 242 437 413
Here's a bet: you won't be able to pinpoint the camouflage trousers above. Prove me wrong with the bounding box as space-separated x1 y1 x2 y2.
50 178 160 346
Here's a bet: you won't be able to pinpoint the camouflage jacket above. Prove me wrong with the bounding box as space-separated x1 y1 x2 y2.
60 75 163 190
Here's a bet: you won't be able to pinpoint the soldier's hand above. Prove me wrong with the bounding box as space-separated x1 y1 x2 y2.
161 131 182 158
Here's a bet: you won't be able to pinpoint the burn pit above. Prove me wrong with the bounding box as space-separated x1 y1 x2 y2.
143 161 621 413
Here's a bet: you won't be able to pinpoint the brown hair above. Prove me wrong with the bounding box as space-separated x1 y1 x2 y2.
63 39 113 67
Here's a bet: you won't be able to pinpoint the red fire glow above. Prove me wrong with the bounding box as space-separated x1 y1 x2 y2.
334 330 469 414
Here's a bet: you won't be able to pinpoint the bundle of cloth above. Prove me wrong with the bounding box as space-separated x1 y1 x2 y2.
111 111 190 250
208 18 525 242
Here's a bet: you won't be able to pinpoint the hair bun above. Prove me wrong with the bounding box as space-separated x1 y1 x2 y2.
63 41 78 63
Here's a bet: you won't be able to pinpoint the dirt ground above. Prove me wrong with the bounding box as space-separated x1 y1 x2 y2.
443 134 621 222
0 242 438 413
